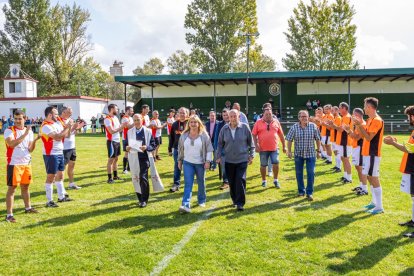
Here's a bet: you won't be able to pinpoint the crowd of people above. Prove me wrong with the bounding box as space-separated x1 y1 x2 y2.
3 98 414 239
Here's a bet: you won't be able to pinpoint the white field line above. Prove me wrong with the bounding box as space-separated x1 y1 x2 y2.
149 192 228 276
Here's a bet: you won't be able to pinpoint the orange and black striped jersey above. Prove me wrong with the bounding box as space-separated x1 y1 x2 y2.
336 113 353 146
321 113 334 136
361 115 384 157
330 115 342 143
400 130 414 174
351 120 366 148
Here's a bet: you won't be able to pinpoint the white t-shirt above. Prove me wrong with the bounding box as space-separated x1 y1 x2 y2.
142 114 150 127
183 136 204 164
41 122 64 155
4 127 34 165
104 115 121 142
150 119 162 137
167 116 175 135
121 116 133 141
61 118 76 150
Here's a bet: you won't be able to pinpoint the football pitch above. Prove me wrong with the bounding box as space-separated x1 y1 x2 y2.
0 133 413 275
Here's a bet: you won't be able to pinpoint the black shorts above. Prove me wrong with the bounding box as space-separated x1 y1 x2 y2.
63 149 77 165
107 141 121 158
122 140 128 152
155 136 162 146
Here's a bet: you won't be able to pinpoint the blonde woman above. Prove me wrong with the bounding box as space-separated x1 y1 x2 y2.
177 115 214 213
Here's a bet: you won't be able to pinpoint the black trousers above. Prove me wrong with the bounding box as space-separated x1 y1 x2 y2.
225 162 248 207
137 158 150 203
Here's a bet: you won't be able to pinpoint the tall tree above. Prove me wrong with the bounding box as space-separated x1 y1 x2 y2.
167 50 198 74
233 45 276 72
184 0 258 73
133 57 164 75
282 0 358 71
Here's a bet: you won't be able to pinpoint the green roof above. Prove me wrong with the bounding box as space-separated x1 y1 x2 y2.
115 67 414 88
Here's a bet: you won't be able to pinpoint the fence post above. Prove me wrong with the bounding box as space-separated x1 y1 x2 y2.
391 121 393 133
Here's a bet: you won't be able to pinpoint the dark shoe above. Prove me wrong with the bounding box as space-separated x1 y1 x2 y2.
236 205 244 211
403 232 414 238
170 185 180 192
25 208 39 214
5 215 16 223
333 168 341 173
156 155 161 160
46 201 59 208
356 190 369 196
342 179 352 184
220 183 229 190
58 196 73 203
306 195 314 201
113 176 121 180
340 176 346 181
352 186 362 191
107 179 114 184
399 220 414 227
139 202 147 208
297 193 305 198
324 160 332 164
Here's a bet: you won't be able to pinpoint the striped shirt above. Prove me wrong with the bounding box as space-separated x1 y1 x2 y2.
286 122 321 158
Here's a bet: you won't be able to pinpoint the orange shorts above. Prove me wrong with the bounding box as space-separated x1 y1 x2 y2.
7 165 33 186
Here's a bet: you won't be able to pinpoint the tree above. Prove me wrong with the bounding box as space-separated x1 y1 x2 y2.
233 44 276 72
133 57 164 75
167 50 198 74
184 0 258 73
282 0 358 71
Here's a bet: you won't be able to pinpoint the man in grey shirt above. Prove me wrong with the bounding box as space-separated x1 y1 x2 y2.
216 109 255 211
286 110 321 201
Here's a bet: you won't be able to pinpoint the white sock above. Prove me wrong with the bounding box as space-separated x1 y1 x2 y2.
55 181 65 199
69 182 75 187
370 185 376 205
7 213 13 217
344 172 347 179
336 155 342 169
362 184 368 192
411 197 414 221
322 150 327 157
373 187 383 210
347 173 352 181
327 155 332 162
45 183 53 202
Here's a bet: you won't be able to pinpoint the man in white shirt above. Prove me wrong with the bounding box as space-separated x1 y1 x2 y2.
150 110 166 161
41 106 75 207
121 106 134 174
58 106 85 190
105 104 128 184
4 110 41 222
141 104 151 127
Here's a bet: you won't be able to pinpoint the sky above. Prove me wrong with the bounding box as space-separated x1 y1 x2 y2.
1 0 413 75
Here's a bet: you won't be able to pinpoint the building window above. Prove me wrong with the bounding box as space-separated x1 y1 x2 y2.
9 82 22 93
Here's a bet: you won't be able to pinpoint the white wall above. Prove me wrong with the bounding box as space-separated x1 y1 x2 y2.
4 79 37 98
79 100 107 123
107 100 135 113
141 84 256 98
297 80 414 95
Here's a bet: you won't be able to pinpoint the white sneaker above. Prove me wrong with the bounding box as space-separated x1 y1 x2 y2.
199 203 206 207
68 184 82 190
179 206 191 213
123 170 129 174
268 171 273 177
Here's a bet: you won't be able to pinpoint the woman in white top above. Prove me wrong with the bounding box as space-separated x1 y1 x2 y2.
177 115 214 213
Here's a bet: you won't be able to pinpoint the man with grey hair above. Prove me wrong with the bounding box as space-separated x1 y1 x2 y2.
216 109 255 211
286 110 321 201
232 102 248 125
168 107 189 192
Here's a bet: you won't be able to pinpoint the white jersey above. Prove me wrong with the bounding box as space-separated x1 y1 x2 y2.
121 116 133 141
142 114 150 127
4 127 34 165
41 121 64 155
167 116 175 135
104 115 121 142
61 117 76 150
150 118 162 137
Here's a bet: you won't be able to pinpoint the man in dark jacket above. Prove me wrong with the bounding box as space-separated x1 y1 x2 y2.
168 107 189 192
205 111 218 170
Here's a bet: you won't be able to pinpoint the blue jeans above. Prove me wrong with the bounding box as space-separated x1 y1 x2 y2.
173 149 181 186
259 151 279 167
294 156 316 196
182 161 206 208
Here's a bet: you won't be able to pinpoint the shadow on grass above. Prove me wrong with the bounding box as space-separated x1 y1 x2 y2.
284 210 370 241
327 231 412 273
293 192 356 211
400 267 414 275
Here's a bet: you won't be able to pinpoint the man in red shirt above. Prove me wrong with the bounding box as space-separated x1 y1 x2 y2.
252 108 286 188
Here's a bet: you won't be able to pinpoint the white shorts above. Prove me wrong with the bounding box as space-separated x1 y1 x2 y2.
400 173 414 195
337 145 352 158
362 156 381 177
321 136 331 145
332 143 338 152
352 146 363 166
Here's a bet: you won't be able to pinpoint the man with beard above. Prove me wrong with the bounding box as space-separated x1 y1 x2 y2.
104 104 128 184
384 105 414 236
40 107 76 207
